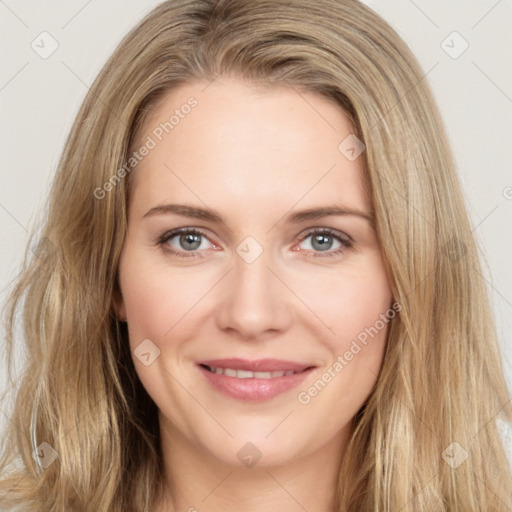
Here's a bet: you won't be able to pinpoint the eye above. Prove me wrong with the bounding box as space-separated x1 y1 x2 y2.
295 228 353 258
157 227 353 260
158 228 217 258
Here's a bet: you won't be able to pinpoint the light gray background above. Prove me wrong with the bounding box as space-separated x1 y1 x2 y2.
1 1 511 448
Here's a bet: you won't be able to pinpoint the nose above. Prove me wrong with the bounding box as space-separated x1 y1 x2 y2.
215 248 293 340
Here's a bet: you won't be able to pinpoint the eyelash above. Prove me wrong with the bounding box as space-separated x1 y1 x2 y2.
157 227 353 259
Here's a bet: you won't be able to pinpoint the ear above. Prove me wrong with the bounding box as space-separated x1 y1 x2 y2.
116 300 127 322
112 283 127 322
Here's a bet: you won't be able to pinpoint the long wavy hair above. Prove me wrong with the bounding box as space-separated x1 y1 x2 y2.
1 0 511 510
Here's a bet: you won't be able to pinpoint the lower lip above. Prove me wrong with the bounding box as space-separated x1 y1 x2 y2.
198 365 315 402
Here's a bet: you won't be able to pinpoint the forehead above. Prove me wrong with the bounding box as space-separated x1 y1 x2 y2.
128 78 370 220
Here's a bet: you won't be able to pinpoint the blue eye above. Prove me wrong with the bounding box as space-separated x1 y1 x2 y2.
158 228 215 258
296 228 353 258
157 227 353 259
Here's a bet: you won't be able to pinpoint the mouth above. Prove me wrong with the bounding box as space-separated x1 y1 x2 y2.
200 365 304 379
196 358 316 402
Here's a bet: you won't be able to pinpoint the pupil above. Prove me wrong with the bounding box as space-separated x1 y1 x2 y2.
180 232 201 250
312 234 332 251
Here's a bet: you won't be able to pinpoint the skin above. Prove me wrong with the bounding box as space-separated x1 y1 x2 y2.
116 77 393 512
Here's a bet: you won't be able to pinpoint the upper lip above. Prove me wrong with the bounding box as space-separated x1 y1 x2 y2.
197 358 315 373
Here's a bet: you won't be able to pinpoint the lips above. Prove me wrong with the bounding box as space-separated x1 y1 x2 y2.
196 358 316 402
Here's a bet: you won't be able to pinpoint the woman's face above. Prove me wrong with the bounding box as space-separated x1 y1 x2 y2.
117 78 393 467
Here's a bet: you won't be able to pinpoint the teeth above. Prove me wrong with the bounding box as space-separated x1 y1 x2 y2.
205 366 299 379
237 370 254 379
254 371 273 378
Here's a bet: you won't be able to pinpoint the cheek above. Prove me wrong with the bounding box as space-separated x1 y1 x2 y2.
302 258 393 352
118 249 216 348
295 268 392 432
118 251 181 349
296 257 392 418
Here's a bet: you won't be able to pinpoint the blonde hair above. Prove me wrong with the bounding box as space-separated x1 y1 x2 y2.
1 0 511 510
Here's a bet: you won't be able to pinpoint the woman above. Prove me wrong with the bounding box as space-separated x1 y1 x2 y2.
1 0 511 510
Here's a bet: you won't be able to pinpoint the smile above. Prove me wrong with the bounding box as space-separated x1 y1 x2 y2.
202 365 300 379
197 358 316 402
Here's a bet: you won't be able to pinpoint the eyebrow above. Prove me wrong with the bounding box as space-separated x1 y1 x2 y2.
142 203 374 226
